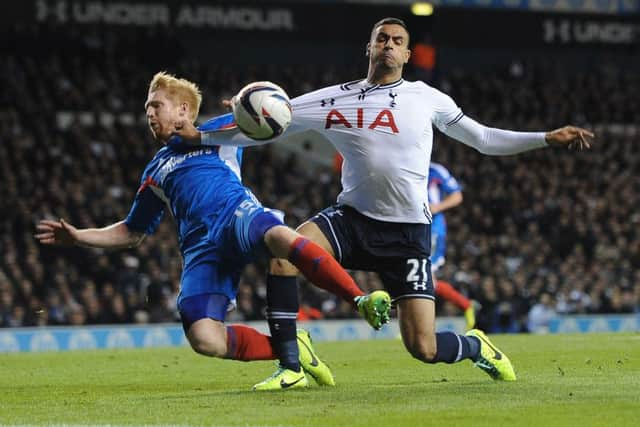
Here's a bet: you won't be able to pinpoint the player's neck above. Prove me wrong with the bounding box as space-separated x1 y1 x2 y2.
153 135 169 145
366 69 403 86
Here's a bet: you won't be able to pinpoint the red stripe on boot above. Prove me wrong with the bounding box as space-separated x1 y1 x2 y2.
288 237 363 307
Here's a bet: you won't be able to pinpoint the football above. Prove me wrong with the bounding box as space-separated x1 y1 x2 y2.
232 81 292 140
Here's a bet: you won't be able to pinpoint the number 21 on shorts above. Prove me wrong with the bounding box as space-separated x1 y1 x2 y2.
406 258 429 291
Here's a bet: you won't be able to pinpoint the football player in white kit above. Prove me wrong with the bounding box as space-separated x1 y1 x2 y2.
174 17 593 382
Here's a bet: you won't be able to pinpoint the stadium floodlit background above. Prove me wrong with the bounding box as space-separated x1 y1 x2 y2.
0 0 639 340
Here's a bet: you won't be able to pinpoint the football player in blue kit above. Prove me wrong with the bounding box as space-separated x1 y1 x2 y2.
428 163 478 330
35 72 387 391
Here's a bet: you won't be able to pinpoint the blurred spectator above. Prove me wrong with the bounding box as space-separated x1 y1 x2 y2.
527 293 557 334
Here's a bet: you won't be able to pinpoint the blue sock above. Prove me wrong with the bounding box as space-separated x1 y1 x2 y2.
266 275 300 372
467 335 481 361
431 331 481 364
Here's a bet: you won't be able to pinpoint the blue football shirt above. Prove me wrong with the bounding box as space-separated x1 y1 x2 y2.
428 162 462 238
124 114 246 267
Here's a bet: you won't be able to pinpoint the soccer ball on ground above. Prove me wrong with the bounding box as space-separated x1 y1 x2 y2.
231 81 292 140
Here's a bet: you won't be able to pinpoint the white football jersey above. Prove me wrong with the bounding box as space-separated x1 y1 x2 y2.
289 79 459 223
202 78 547 224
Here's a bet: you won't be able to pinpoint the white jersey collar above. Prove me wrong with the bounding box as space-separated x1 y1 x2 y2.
362 78 404 90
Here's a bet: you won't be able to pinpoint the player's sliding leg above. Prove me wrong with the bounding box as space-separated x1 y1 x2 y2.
225 314 311 391
185 316 279 364
182 304 311 392
434 278 476 330
396 298 478 364
396 298 516 381
180 293 273 360
179 293 308 390
183 304 308 390
268 221 391 330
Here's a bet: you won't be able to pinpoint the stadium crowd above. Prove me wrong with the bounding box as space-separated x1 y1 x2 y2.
1 24 639 332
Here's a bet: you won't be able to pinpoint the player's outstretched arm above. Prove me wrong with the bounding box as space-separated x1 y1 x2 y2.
172 98 312 148
35 219 145 249
172 115 309 148
171 115 269 148
444 115 594 155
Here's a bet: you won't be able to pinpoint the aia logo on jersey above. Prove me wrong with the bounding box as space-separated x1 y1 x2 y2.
324 108 399 133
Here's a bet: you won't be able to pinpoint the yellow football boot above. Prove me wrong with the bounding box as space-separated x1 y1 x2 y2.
252 366 309 391
297 329 335 386
466 329 516 381
355 290 391 330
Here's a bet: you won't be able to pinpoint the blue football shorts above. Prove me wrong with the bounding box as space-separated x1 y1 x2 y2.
177 192 284 331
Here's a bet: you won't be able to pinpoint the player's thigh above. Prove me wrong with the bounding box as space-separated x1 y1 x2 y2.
269 214 338 275
376 232 435 356
263 225 300 259
305 205 358 265
379 254 435 304
396 298 437 358
296 220 335 256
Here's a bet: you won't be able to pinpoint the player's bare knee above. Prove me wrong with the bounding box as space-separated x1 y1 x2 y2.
186 320 227 358
264 225 299 258
188 335 226 358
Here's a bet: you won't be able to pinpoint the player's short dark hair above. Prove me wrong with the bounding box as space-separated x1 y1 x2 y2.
370 17 410 43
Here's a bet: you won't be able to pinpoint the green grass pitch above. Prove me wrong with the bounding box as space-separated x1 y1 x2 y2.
1 333 639 426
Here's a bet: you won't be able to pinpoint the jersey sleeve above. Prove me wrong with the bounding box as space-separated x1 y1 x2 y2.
443 115 547 155
430 88 464 132
124 177 165 235
198 113 237 132
429 86 547 155
167 113 245 148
